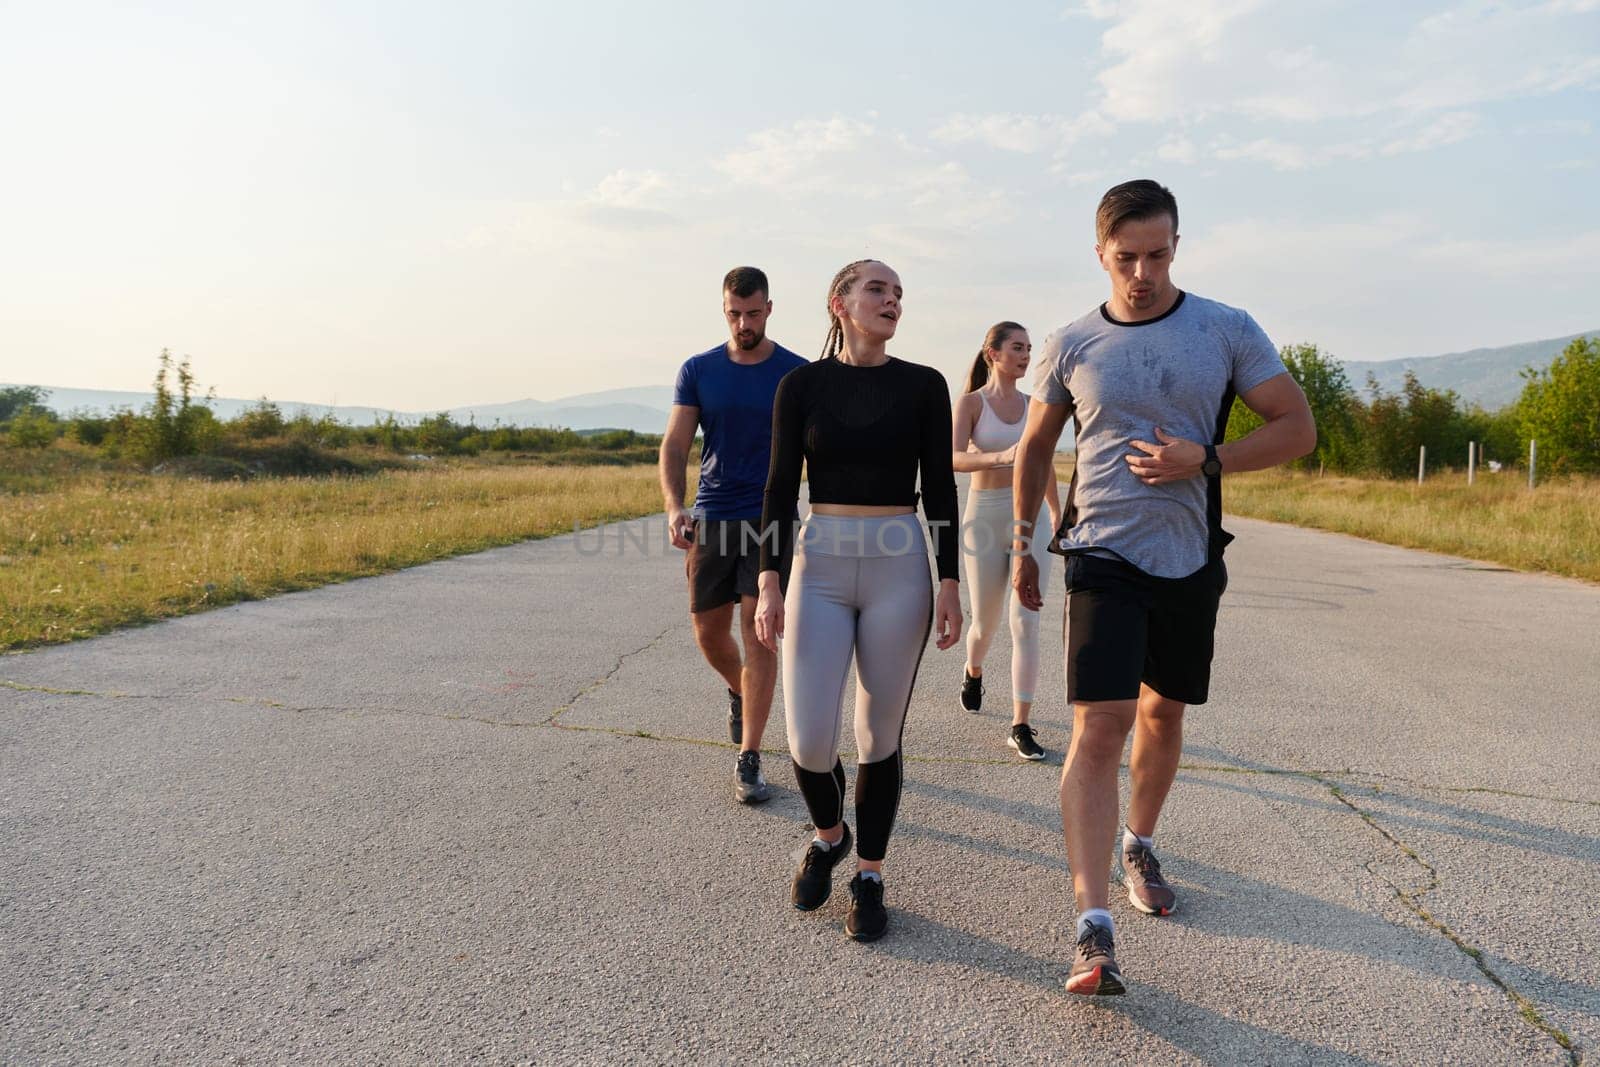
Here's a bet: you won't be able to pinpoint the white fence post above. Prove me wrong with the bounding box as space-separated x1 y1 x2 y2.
1418 445 1426 485
1529 439 1537 490
1468 441 1476 486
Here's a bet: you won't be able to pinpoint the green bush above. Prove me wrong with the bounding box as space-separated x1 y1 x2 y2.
8 408 58 449
235 399 286 439
1516 336 1600 475
1224 342 1360 472
0 385 49 423
69 413 112 446
128 350 217 465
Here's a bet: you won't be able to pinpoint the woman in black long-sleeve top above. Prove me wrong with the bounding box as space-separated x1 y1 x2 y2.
752 259 961 942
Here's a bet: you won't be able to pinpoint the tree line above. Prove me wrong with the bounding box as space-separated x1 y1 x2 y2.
0 350 654 465
1226 336 1598 477
6 338 1597 476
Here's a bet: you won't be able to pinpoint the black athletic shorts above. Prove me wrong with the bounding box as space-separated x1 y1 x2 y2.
686 519 790 613
1063 553 1228 706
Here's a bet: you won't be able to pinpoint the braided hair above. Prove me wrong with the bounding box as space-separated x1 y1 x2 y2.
964 321 1026 393
819 259 882 361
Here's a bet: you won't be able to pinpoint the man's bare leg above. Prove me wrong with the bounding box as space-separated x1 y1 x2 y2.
738 595 776 752
691 602 742 694
1059 698 1137 911
1127 683 1186 838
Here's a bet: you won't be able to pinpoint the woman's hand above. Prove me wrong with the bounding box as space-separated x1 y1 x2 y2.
754 573 785 652
994 444 1018 468
932 578 962 650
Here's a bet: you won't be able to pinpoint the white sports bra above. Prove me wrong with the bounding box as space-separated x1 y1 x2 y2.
970 390 1027 454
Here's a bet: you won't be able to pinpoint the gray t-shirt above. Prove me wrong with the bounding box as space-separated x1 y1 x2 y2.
1035 291 1287 578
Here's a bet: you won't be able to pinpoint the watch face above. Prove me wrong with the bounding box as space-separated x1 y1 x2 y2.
1203 459 1222 477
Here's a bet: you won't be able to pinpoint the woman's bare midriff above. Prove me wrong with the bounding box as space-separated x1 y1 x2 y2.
967 467 1015 492
809 503 916 517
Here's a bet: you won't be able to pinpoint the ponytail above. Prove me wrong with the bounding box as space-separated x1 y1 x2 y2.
967 321 1026 391
964 352 990 393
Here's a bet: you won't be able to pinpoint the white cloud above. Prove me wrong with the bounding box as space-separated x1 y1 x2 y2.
1090 0 1266 123
1380 111 1479 156
1520 117 1595 137
1067 0 1600 160
715 117 875 189
1213 137 1317 171
1210 111 1483 171
715 117 1015 233
1413 228 1600 278
931 111 1114 154
588 169 668 208
1156 134 1198 164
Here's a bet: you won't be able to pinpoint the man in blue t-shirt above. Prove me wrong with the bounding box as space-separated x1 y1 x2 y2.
1012 181 1316 997
659 266 806 806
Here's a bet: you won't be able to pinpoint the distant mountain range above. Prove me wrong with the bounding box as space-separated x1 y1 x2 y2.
1340 330 1594 410
11 330 1592 433
13 384 679 435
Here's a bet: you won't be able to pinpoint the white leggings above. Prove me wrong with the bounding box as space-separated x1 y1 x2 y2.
961 487 1051 704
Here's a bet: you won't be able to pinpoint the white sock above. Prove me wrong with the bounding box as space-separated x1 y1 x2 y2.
812 834 840 851
1077 908 1114 939
1123 826 1154 853
858 870 882 883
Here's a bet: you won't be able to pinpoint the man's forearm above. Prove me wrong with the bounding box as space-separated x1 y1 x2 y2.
1217 410 1316 474
658 446 688 510
1012 439 1053 549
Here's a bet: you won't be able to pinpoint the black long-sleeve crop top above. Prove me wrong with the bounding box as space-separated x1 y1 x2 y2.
758 356 959 582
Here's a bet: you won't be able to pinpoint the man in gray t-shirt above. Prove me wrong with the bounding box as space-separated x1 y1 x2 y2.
1011 180 1315 997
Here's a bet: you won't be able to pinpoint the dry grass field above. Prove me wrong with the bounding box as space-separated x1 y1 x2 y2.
1223 468 1600 583
4 448 1592 652
1 462 664 650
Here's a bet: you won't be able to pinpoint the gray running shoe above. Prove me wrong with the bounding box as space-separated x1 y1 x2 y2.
1008 723 1046 761
1122 838 1177 916
727 688 742 744
1064 920 1125 996
735 750 771 805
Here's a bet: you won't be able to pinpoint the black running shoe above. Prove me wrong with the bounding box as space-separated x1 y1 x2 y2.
1008 723 1046 761
1064 920 1125 996
727 688 742 745
846 874 888 942
959 670 983 713
791 823 852 911
734 750 772 805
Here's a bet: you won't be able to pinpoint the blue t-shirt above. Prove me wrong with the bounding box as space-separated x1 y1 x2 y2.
673 343 807 520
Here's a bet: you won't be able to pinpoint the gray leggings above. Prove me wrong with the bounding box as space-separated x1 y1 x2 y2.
783 515 933 862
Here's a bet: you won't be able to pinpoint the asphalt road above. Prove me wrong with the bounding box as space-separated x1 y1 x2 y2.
2 485 1596 1065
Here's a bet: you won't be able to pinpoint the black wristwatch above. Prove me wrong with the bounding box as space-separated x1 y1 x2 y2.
1201 444 1222 478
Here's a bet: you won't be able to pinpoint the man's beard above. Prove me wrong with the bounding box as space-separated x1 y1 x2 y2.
736 330 764 351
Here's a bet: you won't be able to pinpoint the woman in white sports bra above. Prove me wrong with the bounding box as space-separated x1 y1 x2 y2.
951 321 1062 760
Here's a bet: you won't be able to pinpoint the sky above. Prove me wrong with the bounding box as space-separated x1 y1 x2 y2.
2 0 1597 412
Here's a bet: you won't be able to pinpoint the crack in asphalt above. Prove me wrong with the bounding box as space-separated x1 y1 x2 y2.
1299 771 1587 1062
540 623 677 727
1312 773 1580 1065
